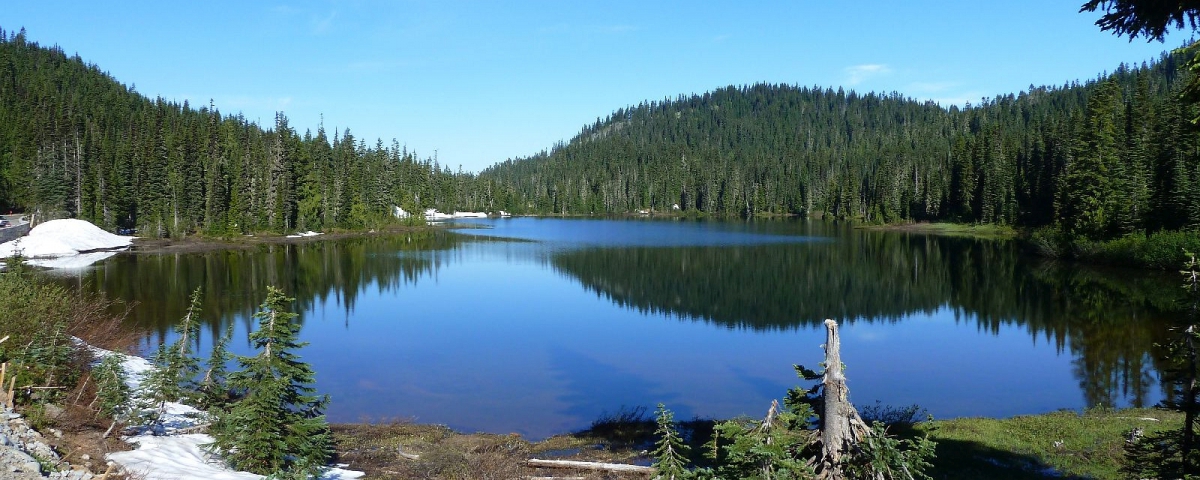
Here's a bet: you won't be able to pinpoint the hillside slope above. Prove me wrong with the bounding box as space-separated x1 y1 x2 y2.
480 55 1199 239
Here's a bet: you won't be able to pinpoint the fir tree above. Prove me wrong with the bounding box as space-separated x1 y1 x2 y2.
135 287 203 433
92 354 130 419
207 286 332 477
199 323 234 409
652 403 691 480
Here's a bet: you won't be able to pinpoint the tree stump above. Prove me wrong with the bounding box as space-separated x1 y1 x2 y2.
814 319 871 480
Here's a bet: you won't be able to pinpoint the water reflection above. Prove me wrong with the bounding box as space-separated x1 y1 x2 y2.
546 226 1182 410
46 219 1191 437
65 231 461 343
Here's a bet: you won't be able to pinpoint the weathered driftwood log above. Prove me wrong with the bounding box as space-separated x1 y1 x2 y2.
525 458 656 474
814 319 872 480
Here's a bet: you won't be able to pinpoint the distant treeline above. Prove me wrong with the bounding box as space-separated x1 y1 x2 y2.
0 27 487 237
479 51 1200 243
3 24 1199 244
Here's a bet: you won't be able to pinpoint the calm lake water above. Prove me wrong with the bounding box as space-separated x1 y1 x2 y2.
52 218 1185 439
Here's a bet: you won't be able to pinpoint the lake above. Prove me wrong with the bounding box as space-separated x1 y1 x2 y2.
52 218 1184 439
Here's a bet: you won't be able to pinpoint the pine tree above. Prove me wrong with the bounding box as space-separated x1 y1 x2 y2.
199 323 234 409
92 354 130 419
652 403 691 480
136 287 204 433
207 287 332 477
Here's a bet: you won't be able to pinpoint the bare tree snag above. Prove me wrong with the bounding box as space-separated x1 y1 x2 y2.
815 319 871 480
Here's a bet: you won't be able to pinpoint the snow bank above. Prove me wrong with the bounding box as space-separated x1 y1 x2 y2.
423 208 454 220
109 434 364 480
285 231 323 238
108 434 261 480
0 219 132 259
423 209 493 219
88 347 363 480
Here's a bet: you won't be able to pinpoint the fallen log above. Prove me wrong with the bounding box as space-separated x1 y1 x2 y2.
525 458 655 474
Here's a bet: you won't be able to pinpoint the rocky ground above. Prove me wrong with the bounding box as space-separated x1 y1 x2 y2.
0 405 99 480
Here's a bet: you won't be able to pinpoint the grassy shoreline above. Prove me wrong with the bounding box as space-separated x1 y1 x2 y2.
329 406 1180 479
858 221 1019 240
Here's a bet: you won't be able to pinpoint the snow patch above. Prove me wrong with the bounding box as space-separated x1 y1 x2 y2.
86 346 363 480
0 219 132 261
285 231 323 238
108 434 363 480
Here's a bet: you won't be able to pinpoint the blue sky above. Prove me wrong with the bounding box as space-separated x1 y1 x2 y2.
1 1 1188 172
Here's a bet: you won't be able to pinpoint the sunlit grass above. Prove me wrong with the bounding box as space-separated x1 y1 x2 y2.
917 407 1181 479
862 222 1019 240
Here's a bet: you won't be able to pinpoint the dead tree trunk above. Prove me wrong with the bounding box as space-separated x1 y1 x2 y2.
814 319 872 480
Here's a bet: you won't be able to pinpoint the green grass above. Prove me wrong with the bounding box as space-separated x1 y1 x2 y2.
863 222 1019 240
917 407 1181 479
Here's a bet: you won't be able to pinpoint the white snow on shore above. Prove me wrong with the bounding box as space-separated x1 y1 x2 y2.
88 347 363 480
285 230 323 238
423 209 492 220
0 219 132 260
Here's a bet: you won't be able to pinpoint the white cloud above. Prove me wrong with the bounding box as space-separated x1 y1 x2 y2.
844 64 891 86
311 9 338 34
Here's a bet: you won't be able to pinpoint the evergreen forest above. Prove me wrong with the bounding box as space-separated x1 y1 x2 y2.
0 26 482 237
478 50 1200 246
3 22 1200 249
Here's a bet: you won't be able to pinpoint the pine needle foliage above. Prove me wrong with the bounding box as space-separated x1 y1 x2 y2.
198 323 234 410
207 287 332 477
92 354 129 419
653 403 692 480
136 287 204 432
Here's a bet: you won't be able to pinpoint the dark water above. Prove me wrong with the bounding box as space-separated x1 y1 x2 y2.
50 218 1186 439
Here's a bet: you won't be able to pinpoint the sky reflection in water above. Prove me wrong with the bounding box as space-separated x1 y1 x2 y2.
67 218 1172 439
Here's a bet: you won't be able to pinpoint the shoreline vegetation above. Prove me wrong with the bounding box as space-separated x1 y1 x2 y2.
329 406 1182 480
128 215 1200 271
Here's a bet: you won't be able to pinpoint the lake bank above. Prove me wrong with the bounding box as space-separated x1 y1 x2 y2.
329 405 1180 480
128 224 436 255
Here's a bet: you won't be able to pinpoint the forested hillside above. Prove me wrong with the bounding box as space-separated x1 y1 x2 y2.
0 27 480 237
3 22 1199 246
479 51 1200 241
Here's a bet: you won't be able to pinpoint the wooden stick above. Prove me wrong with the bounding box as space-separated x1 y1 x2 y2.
396 445 420 460
7 372 15 404
73 373 91 406
102 420 120 439
0 362 7 407
525 459 655 473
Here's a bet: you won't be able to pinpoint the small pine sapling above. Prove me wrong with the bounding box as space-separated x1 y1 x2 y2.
198 323 234 409
92 354 130 419
135 287 205 433
652 403 691 480
207 286 332 477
